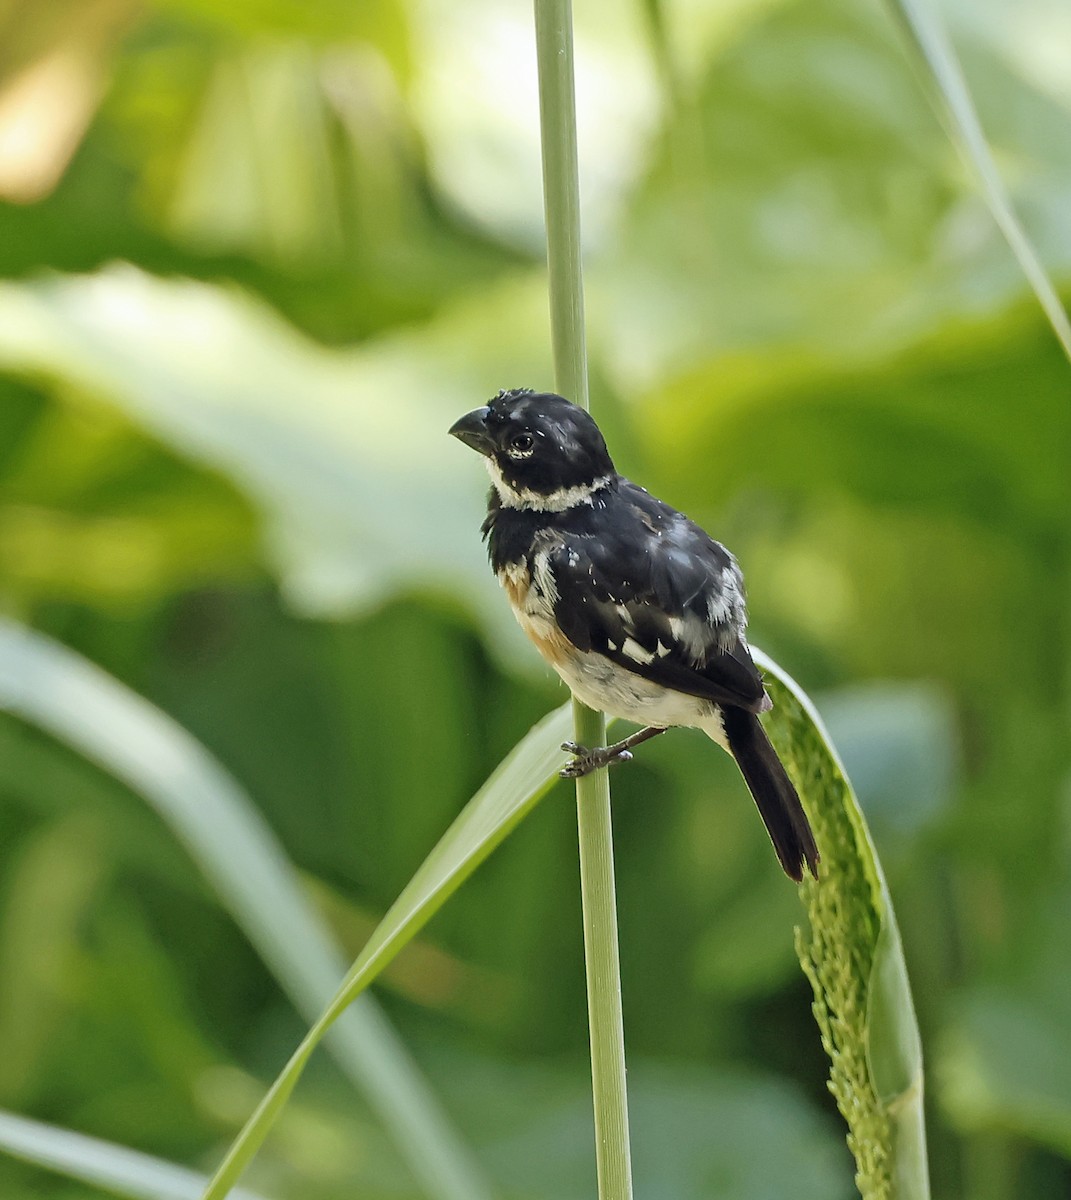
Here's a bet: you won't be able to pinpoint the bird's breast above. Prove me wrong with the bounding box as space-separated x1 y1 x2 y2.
497 558 572 668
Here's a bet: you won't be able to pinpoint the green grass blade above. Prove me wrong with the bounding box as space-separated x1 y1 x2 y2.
200 700 578 1198
884 0 1071 362
753 649 930 1200
0 1109 265 1200
0 618 492 1200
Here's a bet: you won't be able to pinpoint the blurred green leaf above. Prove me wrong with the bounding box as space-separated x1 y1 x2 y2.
0 1108 265 1200
0 390 259 608
0 618 492 1200
0 266 551 638
818 683 959 844
431 1049 847 1200
200 701 577 1198
592 0 1071 384
410 0 658 253
939 886 1071 1157
940 990 1071 1157
0 813 109 1101
169 45 345 267
155 0 410 58
883 0 1071 358
626 1066 846 1199
0 0 138 203
691 861 802 999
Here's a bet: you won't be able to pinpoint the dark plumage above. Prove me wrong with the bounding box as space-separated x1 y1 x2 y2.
449 388 819 881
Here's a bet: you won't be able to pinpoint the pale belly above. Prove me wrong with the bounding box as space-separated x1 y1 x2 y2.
498 561 729 750
552 646 729 750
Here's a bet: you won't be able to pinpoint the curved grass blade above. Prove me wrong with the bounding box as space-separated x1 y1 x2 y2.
884 0 1071 362
753 649 930 1200
0 1109 265 1200
0 618 492 1200
199 700 577 1198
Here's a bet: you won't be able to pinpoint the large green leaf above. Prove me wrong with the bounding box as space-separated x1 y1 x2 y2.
0 618 492 1200
0 266 549 641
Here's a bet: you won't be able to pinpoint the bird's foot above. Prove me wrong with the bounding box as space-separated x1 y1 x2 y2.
559 741 634 779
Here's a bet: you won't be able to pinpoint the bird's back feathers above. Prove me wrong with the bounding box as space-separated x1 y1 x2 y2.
487 477 769 714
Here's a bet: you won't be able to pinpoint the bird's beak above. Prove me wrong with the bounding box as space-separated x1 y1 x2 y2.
448 406 495 456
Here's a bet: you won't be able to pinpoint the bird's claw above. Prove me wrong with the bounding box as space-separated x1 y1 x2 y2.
559 742 634 779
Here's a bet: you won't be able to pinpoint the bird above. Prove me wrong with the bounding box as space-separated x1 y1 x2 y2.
449 388 819 882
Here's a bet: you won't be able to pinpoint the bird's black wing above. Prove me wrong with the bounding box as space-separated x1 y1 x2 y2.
546 482 769 714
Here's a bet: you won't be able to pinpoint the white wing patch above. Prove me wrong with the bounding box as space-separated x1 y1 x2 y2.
620 636 655 665
707 591 734 626
668 613 712 664
531 546 560 608
707 564 745 625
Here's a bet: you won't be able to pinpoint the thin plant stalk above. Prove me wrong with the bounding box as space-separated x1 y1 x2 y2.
569 700 633 1200
534 2 635 1198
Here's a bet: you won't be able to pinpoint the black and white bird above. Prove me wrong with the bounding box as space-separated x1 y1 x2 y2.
449 388 819 881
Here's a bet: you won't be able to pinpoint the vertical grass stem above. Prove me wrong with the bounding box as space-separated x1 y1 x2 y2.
534 3 634 1197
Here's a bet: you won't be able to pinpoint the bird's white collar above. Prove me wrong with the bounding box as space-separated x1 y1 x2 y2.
485 459 613 512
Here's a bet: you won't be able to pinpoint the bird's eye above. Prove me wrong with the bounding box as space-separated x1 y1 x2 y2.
508 433 535 457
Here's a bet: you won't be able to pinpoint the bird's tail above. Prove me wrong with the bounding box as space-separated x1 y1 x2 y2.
721 706 819 882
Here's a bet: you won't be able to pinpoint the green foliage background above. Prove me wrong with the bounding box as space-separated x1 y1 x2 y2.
0 0 1068 1197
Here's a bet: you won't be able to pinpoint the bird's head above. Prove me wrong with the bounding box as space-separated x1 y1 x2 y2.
449 388 615 511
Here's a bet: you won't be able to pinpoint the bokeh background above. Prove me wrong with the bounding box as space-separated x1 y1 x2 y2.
1 0 1069 1197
